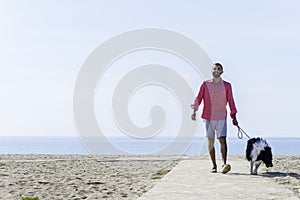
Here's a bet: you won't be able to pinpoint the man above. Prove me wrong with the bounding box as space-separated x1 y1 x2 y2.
191 63 238 173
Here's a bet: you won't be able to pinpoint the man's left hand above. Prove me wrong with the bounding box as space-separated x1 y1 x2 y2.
232 118 238 126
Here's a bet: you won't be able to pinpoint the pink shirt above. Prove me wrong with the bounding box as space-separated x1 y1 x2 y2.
192 79 237 120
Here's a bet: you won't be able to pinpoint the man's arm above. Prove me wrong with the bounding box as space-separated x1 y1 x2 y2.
191 82 205 121
226 82 238 126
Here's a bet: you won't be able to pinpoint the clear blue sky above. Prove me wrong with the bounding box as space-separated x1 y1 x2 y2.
0 0 300 137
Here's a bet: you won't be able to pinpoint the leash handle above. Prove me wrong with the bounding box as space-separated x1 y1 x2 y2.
237 126 251 139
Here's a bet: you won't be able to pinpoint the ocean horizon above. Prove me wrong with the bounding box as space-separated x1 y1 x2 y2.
0 136 299 155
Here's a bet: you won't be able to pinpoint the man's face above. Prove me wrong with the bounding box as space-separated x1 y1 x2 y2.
212 65 223 78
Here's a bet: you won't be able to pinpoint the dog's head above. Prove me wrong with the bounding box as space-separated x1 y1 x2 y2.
257 145 273 168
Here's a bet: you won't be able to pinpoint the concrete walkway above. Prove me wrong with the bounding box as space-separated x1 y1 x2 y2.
138 157 298 200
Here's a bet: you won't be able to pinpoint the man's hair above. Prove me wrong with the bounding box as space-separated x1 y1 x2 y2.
214 63 223 70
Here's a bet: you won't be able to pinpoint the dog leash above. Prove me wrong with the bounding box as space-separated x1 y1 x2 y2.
237 126 251 139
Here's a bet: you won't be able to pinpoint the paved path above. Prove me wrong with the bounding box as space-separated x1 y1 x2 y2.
139 157 298 200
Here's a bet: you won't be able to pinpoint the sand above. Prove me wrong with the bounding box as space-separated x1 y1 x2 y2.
233 155 300 198
0 154 178 200
0 154 299 199
266 155 300 197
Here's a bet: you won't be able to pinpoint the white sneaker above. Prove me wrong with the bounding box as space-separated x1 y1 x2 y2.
222 164 231 174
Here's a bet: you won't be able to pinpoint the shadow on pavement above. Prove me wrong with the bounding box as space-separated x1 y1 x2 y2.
261 171 300 179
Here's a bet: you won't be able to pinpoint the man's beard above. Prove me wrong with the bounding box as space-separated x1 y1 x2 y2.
212 72 221 78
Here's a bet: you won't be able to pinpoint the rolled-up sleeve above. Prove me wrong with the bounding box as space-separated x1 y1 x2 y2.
192 82 205 111
226 82 238 118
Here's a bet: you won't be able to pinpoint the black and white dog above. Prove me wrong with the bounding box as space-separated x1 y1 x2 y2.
246 137 273 175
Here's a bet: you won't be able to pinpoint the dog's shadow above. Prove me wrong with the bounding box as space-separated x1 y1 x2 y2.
260 171 300 179
228 171 300 179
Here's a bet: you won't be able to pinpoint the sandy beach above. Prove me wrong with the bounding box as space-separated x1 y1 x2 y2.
267 155 300 197
0 154 178 200
0 154 299 199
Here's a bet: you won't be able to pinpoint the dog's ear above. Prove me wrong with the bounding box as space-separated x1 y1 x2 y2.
265 146 272 153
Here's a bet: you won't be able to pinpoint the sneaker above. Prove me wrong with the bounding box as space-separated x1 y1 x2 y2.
210 166 217 173
222 164 231 174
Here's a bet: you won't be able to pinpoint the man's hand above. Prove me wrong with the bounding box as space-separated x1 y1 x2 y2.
191 113 196 121
232 118 238 126
231 113 238 126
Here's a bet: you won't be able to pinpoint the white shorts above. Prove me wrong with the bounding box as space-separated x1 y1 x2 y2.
204 119 227 139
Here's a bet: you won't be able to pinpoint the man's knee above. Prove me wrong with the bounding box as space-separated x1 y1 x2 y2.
208 138 215 148
218 137 227 144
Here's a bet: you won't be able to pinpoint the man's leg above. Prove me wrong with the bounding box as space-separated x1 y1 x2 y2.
219 137 227 165
216 120 231 174
208 138 217 167
216 120 227 165
204 120 217 172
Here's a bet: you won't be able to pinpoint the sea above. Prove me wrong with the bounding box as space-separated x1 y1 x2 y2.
0 136 299 155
